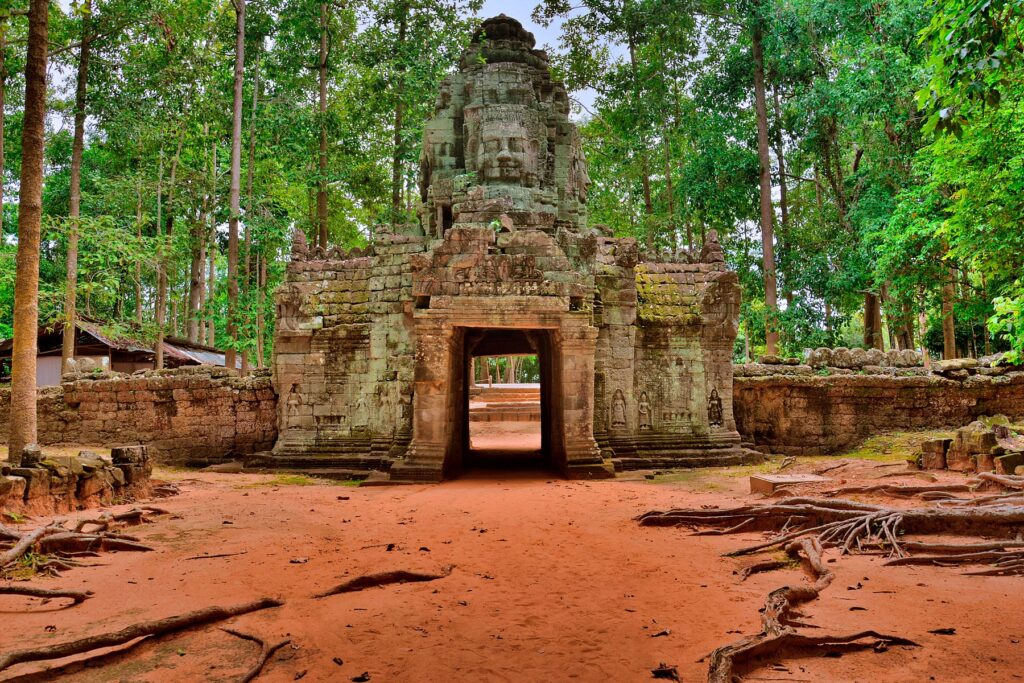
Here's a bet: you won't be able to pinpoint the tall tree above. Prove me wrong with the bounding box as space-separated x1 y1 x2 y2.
9 0 48 462
750 11 778 355
226 0 246 372
62 0 94 373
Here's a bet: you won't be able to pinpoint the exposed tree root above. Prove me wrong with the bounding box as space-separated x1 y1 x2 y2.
824 484 974 498
977 473 1024 490
0 598 284 672
706 538 917 683
1 525 65 567
36 532 154 555
641 495 1024 680
221 628 292 682
0 585 94 605
736 558 790 581
316 566 454 598
639 498 1024 559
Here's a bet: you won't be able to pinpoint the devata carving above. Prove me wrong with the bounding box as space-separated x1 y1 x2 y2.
611 389 627 430
266 15 752 482
708 389 724 427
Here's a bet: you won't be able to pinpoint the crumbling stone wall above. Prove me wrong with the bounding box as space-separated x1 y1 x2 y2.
0 367 277 465
734 372 1024 455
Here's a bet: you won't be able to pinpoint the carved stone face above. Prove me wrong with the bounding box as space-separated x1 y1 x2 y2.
477 119 537 187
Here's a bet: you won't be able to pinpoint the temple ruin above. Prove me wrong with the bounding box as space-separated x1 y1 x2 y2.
267 15 752 481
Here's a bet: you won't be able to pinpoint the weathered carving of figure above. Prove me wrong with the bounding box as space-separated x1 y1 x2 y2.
638 391 652 431
611 389 627 429
708 389 724 427
476 116 539 188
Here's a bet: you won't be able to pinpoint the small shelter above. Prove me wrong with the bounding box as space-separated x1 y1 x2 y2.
0 319 236 386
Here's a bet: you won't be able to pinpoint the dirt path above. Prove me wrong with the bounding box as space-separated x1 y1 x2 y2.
1 468 1022 682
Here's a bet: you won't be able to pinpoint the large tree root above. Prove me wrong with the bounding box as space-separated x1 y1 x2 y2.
640 498 1024 558
0 585 93 605
221 628 292 683
2 513 160 578
0 597 283 672
316 566 454 598
706 537 917 683
641 495 1024 681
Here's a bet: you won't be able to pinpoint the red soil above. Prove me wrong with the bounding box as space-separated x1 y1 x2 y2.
1 465 1022 682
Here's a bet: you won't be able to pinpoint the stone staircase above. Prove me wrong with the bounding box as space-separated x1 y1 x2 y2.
469 384 541 422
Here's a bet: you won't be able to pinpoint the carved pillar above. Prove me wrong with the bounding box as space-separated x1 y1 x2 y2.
394 320 457 481
558 322 613 478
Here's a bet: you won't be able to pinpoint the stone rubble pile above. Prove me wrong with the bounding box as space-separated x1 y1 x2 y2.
1 445 153 514
919 415 1024 474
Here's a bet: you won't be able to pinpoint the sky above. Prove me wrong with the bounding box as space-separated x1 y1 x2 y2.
474 0 599 116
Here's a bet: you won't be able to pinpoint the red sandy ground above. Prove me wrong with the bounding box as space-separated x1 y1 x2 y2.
1 457 1023 682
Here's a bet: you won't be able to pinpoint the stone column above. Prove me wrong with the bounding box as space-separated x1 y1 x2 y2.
392 320 454 481
559 323 613 478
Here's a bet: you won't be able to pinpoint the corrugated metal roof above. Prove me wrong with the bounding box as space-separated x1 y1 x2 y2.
0 320 239 368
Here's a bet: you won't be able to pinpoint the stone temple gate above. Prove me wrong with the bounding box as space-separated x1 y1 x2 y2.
268 15 752 481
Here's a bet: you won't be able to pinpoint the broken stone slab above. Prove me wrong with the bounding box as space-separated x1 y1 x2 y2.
11 467 50 500
203 461 244 473
934 358 980 373
0 475 27 507
20 443 42 468
995 452 1024 476
111 445 150 465
750 473 831 495
921 438 952 470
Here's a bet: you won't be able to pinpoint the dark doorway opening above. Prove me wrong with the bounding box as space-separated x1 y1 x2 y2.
445 327 560 476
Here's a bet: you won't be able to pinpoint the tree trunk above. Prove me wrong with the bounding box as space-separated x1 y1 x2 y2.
207 248 216 348
226 0 245 372
863 291 883 350
942 268 957 359
241 50 260 375
772 86 792 306
662 126 675 247
61 0 92 374
207 139 217 347
154 150 165 368
317 2 329 246
390 3 407 226
135 171 143 325
899 301 915 351
0 22 7 237
255 252 266 367
9 0 49 462
751 21 778 355
154 132 184 369
188 127 210 343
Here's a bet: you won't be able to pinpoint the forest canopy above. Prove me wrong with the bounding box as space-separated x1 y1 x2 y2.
0 0 1021 366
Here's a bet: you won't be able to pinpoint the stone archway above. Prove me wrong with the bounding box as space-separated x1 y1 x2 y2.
389 310 611 482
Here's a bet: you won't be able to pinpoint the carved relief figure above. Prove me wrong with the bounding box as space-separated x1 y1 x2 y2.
708 389 724 427
638 391 652 431
611 389 627 429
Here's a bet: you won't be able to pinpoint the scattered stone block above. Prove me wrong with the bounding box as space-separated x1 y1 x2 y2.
0 475 27 507
974 453 996 472
750 473 830 495
921 438 952 470
20 443 42 467
995 452 1024 476
12 467 50 501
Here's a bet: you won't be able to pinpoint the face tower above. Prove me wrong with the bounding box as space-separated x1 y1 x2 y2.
415 15 589 237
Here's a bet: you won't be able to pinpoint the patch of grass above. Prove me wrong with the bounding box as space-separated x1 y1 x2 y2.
2 511 28 524
239 473 361 488
834 430 953 462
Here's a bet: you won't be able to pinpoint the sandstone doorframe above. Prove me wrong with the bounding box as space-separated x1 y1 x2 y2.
392 303 612 481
